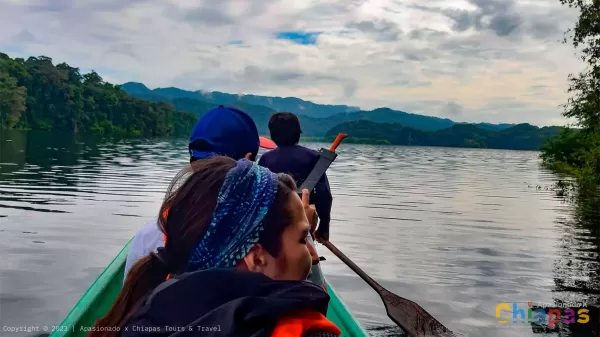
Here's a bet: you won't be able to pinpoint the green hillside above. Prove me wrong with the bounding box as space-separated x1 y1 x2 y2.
0 53 197 137
325 120 564 150
120 82 512 134
120 82 359 118
0 51 560 152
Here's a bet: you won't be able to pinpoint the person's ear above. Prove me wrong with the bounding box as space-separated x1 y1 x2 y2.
241 244 269 273
244 152 254 161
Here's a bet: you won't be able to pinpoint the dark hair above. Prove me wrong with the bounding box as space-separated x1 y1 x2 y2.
268 112 302 146
90 156 297 336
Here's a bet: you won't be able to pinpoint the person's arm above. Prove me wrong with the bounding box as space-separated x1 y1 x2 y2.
313 173 332 241
124 234 145 283
124 218 164 283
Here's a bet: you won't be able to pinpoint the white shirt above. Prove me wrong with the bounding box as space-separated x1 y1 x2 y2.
123 217 164 282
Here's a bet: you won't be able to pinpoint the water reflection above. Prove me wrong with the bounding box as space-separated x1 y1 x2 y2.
0 130 598 337
533 190 600 336
0 130 191 333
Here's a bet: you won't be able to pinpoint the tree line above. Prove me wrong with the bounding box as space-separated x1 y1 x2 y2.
539 1 600 190
2 43 597 172
326 120 563 151
0 53 198 137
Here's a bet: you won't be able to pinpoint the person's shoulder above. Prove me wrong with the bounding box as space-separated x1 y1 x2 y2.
298 145 321 161
129 217 164 253
295 145 319 156
260 149 277 159
136 217 162 237
258 150 275 165
124 217 164 280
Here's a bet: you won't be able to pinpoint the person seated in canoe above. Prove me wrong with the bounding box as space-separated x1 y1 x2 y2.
123 105 277 279
123 105 325 289
91 156 341 337
258 112 333 242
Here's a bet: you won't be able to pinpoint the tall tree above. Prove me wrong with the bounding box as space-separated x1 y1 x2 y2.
560 0 600 133
540 0 600 186
0 73 27 128
0 52 198 137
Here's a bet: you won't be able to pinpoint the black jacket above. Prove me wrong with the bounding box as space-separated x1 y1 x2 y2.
122 269 336 337
258 145 333 237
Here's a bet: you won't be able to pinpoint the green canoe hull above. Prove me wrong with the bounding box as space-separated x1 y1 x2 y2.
50 239 370 337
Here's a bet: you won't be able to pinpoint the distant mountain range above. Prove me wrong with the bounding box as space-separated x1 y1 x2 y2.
326 120 563 151
120 82 518 136
121 82 360 118
0 52 560 151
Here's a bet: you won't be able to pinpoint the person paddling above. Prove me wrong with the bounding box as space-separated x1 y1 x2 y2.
123 105 275 279
91 157 341 337
258 112 333 242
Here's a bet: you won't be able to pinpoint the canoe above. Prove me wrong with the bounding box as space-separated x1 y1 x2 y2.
50 239 370 337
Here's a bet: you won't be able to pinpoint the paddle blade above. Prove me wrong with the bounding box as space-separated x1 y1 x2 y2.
321 240 457 337
379 289 458 337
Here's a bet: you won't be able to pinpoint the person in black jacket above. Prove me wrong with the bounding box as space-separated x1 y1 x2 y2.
89 156 341 337
258 112 333 242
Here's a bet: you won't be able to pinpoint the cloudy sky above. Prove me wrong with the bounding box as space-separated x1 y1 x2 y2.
0 0 583 126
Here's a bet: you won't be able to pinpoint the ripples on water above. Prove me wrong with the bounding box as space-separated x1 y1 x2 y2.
0 130 598 337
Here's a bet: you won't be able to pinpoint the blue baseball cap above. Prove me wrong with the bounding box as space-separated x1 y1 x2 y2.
188 105 275 160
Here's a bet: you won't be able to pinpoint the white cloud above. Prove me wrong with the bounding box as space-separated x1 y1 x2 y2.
0 0 582 126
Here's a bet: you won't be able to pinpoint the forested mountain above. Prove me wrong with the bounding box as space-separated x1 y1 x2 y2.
139 95 276 135
0 53 197 137
0 52 558 152
120 82 359 118
456 122 515 131
326 120 563 150
120 82 520 134
318 108 454 131
124 92 451 137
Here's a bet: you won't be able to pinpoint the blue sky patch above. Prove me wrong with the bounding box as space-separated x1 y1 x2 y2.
275 31 320 45
227 40 243 45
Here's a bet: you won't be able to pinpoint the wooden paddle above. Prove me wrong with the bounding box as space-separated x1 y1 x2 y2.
299 133 455 336
320 240 457 337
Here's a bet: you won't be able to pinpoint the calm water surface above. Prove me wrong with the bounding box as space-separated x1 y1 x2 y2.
0 130 598 337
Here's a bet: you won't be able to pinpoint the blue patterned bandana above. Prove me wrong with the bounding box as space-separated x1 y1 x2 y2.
184 159 279 272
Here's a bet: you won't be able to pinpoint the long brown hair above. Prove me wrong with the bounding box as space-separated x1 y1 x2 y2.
89 156 297 337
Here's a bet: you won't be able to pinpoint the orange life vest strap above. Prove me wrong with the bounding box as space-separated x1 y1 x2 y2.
161 208 169 244
161 208 170 279
271 311 341 337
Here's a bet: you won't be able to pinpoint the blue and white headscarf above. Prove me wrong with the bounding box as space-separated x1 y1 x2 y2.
184 159 279 272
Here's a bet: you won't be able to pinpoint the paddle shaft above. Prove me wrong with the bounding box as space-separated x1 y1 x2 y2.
320 240 455 337
300 133 453 336
297 133 347 194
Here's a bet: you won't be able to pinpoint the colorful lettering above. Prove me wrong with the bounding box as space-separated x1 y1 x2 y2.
495 303 511 324
562 308 575 324
495 303 592 328
533 309 547 325
577 309 590 324
547 308 561 329
512 303 527 324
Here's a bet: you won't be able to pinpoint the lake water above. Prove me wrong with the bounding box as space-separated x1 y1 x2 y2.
0 130 598 337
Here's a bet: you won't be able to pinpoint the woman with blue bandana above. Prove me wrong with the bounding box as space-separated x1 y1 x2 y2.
90 156 341 337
